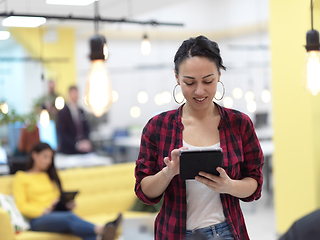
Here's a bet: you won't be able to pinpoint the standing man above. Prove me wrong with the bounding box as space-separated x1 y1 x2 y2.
57 86 92 154
44 80 59 123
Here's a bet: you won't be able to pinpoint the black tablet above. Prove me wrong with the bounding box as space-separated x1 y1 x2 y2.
53 191 79 211
179 149 223 180
61 191 79 203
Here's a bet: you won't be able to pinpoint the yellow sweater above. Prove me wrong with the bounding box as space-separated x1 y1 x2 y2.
13 171 60 219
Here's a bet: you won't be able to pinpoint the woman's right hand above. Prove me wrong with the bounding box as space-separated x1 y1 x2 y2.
163 147 188 179
43 198 59 215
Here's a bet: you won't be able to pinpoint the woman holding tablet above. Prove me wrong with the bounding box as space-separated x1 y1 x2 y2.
13 142 121 240
135 36 264 240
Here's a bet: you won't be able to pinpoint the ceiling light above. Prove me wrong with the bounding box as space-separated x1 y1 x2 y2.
245 91 255 102
233 88 243 99
175 92 185 104
55 96 65 110
130 106 141 118
223 97 233 108
2 16 46 28
161 91 171 104
0 31 10 40
39 109 50 127
46 0 95 6
247 100 257 113
261 90 271 103
155 94 163 105
0 102 8 114
138 91 148 104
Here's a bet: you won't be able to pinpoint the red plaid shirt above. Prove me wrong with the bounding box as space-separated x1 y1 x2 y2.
135 103 264 240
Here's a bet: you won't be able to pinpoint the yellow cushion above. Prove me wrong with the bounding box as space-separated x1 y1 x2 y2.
15 232 81 240
59 163 137 218
0 207 15 240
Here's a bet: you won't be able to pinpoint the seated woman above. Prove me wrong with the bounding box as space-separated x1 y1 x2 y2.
13 141 121 240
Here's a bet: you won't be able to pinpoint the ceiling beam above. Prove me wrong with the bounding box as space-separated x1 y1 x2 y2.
0 12 184 27
83 22 269 41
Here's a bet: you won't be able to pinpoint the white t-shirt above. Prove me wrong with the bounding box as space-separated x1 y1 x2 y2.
184 140 226 230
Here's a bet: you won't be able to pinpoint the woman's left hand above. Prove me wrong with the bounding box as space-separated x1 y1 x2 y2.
65 200 76 210
195 167 233 194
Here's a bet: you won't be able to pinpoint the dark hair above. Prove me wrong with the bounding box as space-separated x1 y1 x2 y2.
25 142 62 192
68 85 78 92
174 35 226 75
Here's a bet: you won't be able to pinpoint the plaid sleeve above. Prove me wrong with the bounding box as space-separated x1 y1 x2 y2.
239 113 264 202
135 118 163 205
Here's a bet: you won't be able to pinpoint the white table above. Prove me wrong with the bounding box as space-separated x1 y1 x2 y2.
0 164 9 175
55 152 113 169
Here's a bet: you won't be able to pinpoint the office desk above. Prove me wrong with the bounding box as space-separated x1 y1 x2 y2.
55 153 113 169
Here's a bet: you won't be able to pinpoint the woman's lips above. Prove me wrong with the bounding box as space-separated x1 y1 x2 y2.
194 97 207 103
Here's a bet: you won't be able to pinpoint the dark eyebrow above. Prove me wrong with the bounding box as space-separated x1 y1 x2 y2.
202 74 214 79
182 74 214 80
183 76 195 79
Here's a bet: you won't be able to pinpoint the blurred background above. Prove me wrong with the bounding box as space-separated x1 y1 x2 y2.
0 0 320 239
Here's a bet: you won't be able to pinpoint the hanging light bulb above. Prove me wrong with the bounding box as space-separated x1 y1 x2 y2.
176 92 185 104
40 109 50 127
303 1 320 95
261 89 271 103
223 97 233 108
0 102 8 114
303 31 320 95
233 88 243 99
130 106 141 118
55 96 65 110
84 35 113 117
247 100 257 113
161 91 171 104
245 91 255 102
137 91 148 104
141 34 151 55
155 94 163 105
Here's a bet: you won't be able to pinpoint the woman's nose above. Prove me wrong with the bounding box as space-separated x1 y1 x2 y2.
195 84 205 95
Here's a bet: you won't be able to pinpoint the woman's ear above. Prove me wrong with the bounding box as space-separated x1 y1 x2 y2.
174 70 179 85
31 152 38 162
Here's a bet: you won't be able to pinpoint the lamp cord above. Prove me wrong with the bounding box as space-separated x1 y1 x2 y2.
311 0 314 30
94 0 99 34
0 0 7 12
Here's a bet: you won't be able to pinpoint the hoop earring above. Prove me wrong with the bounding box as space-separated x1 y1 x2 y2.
214 81 225 101
173 84 185 104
